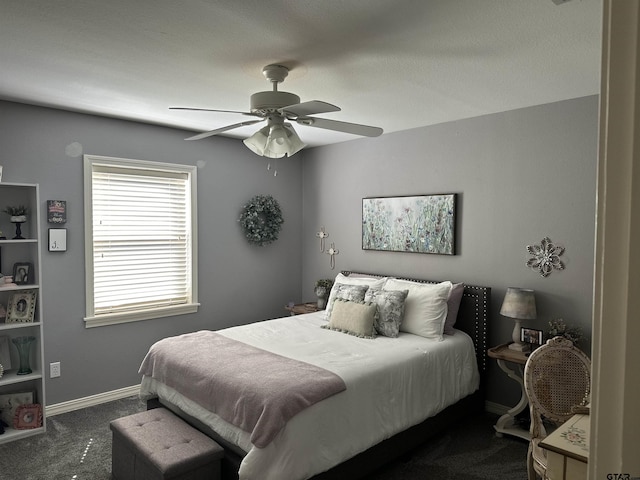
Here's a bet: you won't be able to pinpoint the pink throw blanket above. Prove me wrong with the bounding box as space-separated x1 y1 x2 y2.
139 330 346 448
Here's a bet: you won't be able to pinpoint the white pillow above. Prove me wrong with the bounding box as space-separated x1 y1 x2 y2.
333 273 387 288
324 273 387 317
385 278 452 340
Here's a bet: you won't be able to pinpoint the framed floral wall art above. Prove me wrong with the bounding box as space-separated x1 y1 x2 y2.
362 194 457 255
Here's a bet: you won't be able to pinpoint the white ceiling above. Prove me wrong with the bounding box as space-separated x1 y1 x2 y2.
0 1 602 148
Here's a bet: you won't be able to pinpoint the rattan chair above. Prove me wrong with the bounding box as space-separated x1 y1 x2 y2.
523 336 591 480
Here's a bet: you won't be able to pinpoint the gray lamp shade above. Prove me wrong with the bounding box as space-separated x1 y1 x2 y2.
500 287 537 320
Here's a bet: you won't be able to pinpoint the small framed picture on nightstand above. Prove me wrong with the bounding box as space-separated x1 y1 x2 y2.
521 327 544 347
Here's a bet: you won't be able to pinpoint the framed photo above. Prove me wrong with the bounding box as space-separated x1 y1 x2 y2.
6 290 37 323
12 262 33 285
521 327 544 346
13 403 43 429
362 194 457 255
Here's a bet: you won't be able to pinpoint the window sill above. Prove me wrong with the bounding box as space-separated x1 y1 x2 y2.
84 303 200 328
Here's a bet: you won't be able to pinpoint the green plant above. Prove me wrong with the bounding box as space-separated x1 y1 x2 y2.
3 205 28 216
547 318 583 345
315 278 334 290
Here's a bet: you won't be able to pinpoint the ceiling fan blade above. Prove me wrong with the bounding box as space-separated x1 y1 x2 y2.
280 101 340 117
296 117 383 137
185 119 264 141
170 107 260 117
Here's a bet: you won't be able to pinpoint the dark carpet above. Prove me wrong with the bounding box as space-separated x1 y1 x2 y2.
0 396 528 479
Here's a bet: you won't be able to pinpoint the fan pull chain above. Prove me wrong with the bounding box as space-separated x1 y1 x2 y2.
266 160 278 176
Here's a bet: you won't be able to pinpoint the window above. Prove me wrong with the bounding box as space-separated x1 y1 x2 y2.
84 155 198 327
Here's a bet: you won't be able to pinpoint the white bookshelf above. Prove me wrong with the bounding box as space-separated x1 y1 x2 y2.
0 183 45 444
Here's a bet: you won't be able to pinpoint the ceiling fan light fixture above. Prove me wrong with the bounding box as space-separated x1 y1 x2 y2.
243 125 270 156
245 122 306 158
264 124 290 158
283 123 305 155
264 123 306 158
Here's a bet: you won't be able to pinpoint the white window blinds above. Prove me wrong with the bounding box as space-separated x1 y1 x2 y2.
84 156 198 327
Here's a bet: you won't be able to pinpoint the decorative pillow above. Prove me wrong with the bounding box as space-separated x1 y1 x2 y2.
385 278 452 340
324 273 386 318
443 282 464 335
364 288 409 337
322 299 377 338
324 283 370 319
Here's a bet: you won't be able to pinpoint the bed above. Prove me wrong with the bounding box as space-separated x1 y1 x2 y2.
139 271 490 480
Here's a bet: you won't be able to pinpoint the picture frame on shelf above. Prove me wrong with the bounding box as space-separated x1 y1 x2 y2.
6 290 37 323
521 327 544 347
12 262 33 285
13 403 43 429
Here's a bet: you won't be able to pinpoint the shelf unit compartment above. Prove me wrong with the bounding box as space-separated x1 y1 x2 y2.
0 185 38 242
0 288 40 325
0 325 42 382
0 242 38 281
0 377 45 445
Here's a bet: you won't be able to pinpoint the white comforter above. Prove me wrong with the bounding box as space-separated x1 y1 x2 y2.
139 311 480 480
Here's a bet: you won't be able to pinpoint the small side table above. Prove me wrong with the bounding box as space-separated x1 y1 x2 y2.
540 413 589 480
488 343 530 441
285 302 319 316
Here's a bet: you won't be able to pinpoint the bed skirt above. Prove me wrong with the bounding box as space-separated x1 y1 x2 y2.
147 388 484 480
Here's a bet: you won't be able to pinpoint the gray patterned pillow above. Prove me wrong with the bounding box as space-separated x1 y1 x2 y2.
325 283 369 319
365 288 409 337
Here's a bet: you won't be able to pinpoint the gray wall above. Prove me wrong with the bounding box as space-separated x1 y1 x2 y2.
301 96 598 407
0 101 303 405
0 96 599 409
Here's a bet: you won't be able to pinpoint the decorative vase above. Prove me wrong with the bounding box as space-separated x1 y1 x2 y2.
12 336 35 375
10 215 26 240
315 287 328 310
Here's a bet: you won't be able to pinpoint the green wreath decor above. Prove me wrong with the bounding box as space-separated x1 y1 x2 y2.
238 194 284 246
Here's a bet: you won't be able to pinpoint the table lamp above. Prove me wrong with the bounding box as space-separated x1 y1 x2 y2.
500 287 537 351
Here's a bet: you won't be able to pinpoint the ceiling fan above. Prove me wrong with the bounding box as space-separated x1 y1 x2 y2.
170 64 383 158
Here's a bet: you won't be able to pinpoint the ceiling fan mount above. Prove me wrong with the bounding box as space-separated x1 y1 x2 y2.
170 63 383 156
250 65 301 115
261 64 290 85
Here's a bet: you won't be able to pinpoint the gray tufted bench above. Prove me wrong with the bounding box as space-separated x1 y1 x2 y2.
110 407 224 480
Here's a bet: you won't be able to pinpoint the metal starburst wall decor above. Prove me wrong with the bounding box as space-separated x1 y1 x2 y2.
526 237 565 277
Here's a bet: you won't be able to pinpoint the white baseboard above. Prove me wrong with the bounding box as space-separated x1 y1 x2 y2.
46 384 141 417
485 400 510 416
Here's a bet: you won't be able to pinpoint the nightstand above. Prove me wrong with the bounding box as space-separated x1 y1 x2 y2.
488 343 531 441
285 302 320 316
